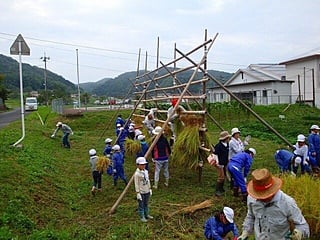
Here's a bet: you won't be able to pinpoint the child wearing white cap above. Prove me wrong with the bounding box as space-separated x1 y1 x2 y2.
204 206 239 239
134 157 153 222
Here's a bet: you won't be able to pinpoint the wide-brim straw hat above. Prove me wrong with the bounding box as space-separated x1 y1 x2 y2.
247 168 282 200
219 131 231 140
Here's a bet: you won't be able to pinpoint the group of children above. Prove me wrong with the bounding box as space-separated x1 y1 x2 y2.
274 124 320 176
88 115 165 223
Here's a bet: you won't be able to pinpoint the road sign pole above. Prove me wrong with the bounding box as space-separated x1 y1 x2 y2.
12 41 25 147
10 34 30 147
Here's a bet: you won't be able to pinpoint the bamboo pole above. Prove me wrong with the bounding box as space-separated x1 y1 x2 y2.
108 37 216 215
99 49 143 140
160 59 224 131
175 47 294 148
134 39 212 86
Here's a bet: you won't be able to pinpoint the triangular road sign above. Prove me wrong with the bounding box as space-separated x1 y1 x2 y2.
10 34 30 55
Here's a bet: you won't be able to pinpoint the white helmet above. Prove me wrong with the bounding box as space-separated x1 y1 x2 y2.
248 148 256 156
223 207 234 223
297 134 305 142
112 144 120 151
105 138 112 143
56 121 63 127
89 149 96 155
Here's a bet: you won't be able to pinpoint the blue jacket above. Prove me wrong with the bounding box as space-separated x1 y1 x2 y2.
204 216 238 240
103 144 112 157
112 151 124 170
274 149 294 171
136 141 149 158
229 152 253 178
308 133 320 155
116 128 128 142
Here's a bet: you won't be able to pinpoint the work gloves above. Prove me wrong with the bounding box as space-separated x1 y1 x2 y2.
137 193 142 201
149 189 152 196
50 134 55 138
291 229 302 240
238 230 248 240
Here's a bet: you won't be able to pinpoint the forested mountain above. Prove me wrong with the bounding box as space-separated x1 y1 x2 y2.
81 69 233 98
0 54 233 99
0 54 77 98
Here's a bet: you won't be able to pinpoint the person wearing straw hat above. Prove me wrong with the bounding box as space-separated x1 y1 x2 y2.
308 124 320 168
238 168 310 240
212 130 231 196
151 126 171 189
204 206 239 240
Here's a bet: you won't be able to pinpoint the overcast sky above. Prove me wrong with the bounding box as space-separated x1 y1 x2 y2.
1 0 320 84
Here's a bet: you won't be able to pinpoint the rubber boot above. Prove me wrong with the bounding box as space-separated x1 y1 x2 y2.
123 179 128 185
215 182 223 197
113 180 117 186
229 179 234 189
221 180 225 193
164 178 169 187
139 210 147 222
233 187 239 197
153 181 158 189
145 207 153 219
241 192 248 202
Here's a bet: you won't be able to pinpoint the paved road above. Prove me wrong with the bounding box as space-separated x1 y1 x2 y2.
0 108 31 130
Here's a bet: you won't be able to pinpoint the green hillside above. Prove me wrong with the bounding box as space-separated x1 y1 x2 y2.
1 103 319 239
0 54 233 100
81 69 233 97
0 54 77 96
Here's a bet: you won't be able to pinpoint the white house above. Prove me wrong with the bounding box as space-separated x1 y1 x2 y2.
207 64 294 105
279 54 320 107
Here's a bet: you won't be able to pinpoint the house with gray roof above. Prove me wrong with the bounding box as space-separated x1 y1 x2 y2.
207 64 294 105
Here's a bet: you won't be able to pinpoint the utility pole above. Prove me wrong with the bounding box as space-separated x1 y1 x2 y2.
76 49 81 108
41 53 50 106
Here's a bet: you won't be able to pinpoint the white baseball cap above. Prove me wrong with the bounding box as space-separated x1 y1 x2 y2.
136 157 148 165
294 156 302 167
56 121 62 127
89 149 96 155
310 125 320 130
137 135 145 141
249 148 256 156
112 145 120 151
297 134 305 142
223 207 234 223
105 138 112 143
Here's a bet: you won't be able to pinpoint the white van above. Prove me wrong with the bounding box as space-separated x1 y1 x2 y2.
25 97 38 111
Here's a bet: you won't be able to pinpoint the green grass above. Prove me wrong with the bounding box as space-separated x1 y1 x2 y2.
0 103 319 239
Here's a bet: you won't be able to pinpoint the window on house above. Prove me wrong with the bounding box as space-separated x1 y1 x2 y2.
263 90 267 97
